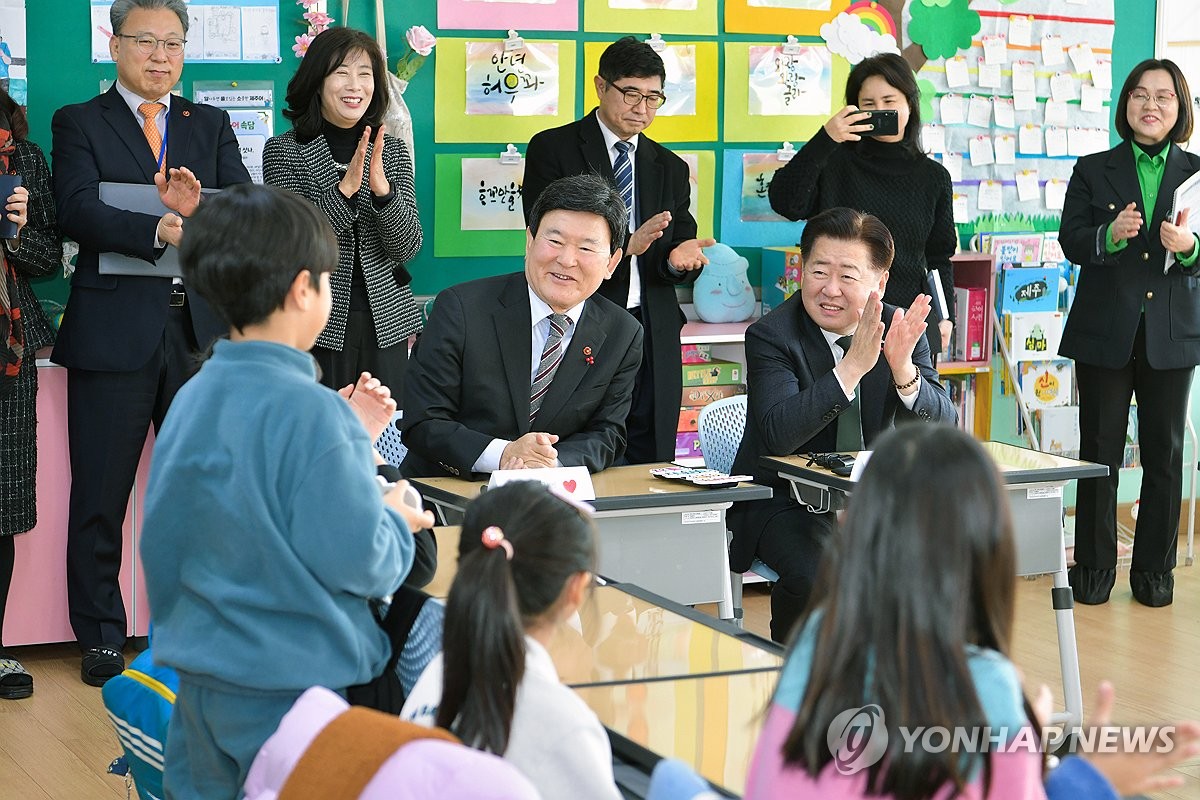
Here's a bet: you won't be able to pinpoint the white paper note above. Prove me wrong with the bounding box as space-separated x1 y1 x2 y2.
1045 126 1069 157
941 93 966 125
1017 169 1041 202
1080 82 1105 113
967 94 993 127
1068 42 1095 74
942 152 964 182
1012 60 1036 93
1045 179 1067 209
924 124 947 154
995 134 1017 164
1067 127 1089 156
1013 90 1038 112
953 192 970 223
970 135 996 166
994 97 1016 128
983 34 1008 66
1092 59 1113 90
1051 72 1078 102
1009 15 1034 48
977 60 1002 89
1019 123 1043 154
978 180 1004 211
1041 34 1066 67
945 56 971 89
1045 98 1069 126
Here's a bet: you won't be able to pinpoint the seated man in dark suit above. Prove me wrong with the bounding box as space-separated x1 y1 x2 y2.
401 173 644 478
730 207 957 642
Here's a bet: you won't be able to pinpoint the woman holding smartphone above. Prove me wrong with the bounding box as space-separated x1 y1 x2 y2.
769 52 956 361
1059 59 1200 608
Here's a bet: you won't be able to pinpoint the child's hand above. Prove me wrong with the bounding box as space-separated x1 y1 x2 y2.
339 372 397 442
383 480 435 532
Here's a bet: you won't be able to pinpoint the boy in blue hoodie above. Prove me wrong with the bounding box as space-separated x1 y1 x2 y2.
140 183 433 799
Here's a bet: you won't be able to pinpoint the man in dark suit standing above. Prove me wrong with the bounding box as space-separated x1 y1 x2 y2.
51 0 251 685
401 173 643 479
730 208 957 642
522 36 715 464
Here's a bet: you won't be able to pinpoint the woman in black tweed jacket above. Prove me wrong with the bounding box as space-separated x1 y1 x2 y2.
0 89 63 699
770 53 957 361
266 27 423 395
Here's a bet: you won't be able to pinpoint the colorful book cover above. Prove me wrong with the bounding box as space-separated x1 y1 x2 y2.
1009 311 1065 361
683 359 742 386
1020 360 1074 409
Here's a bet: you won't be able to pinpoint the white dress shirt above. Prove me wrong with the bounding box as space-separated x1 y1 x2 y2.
471 287 586 473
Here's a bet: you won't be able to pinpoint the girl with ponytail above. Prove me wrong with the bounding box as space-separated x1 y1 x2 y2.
401 481 621 800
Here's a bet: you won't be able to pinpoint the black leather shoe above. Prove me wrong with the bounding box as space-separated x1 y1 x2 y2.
81 647 125 687
0 658 33 700
1068 565 1116 605
1130 570 1173 607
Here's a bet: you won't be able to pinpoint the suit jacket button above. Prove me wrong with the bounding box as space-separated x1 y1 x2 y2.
1108 203 1116 211
1141 252 1149 261
1146 291 1154 300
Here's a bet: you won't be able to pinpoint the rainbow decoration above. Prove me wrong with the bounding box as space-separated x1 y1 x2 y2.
844 1 898 39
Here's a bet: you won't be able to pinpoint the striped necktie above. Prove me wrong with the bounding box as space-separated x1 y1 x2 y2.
138 102 166 172
530 313 572 421
613 140 634 218
835 336 864 452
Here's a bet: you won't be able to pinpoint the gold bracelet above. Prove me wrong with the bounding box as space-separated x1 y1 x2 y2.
894 372 920 391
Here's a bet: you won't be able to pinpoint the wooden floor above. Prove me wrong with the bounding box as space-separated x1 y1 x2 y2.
3 562 1200 798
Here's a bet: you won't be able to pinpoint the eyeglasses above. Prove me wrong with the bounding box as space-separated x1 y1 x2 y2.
1129 89 1177 107
607 81 667 110
118 34 186 57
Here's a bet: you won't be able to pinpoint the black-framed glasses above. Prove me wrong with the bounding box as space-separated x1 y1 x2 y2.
118 34 186 56
1129 89 1177 107
607 81 667 110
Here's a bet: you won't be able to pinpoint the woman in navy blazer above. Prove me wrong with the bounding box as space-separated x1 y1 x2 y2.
1059 59 1200 607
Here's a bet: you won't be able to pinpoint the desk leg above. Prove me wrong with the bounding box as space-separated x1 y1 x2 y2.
717 536 735 621
1052 545 1084 730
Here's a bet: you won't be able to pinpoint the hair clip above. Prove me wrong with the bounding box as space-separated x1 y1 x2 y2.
481 526 514 560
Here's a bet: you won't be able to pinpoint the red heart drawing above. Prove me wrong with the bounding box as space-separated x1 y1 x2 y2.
563 479 577 493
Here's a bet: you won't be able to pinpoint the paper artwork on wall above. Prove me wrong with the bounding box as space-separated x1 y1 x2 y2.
90 0 279 64
724 42 849 142
659 45 698 117
583 0 716 35
0 0 27 107
750 0 831 8
725 0 847 36
747 45 832 116
436 38 576 142
740 153 788 222
720 149 803 247
465 41 558 117
438 0 577 32
673 150 716 239
460 158 526 232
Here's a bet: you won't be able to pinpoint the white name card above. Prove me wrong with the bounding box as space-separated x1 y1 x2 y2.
488 466 596 501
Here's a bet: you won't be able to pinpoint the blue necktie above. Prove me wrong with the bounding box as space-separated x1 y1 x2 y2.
613 141 634 219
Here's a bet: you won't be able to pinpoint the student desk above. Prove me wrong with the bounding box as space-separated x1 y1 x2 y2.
762 442 1108 729
410 465 771 619
424 528 783 687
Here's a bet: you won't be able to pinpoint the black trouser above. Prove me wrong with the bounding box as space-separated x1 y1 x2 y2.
313 307 409 401
1074 317 1193 574
754 505 837 643
66 303 198 650
623 305 658 464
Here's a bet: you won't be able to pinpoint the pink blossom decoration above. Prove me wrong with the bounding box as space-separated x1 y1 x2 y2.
293 33 314 57
405 25 437 57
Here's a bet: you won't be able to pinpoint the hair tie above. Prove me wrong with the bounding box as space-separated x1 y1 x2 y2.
481 526 514 560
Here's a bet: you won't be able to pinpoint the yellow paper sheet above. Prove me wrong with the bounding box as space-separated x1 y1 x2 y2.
724 0 849 36
583 40 718 143
435 37 577 143
584 0 717 36
722 41 850 142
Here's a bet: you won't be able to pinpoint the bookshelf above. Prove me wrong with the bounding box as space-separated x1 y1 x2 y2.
938 252 998 440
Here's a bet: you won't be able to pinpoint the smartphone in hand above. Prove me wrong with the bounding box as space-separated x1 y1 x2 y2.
860 109 899 137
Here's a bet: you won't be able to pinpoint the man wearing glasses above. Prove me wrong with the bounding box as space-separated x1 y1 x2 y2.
523 36 715 465
51 0 249 686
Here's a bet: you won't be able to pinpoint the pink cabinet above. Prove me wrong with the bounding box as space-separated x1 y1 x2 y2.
7 363 152 646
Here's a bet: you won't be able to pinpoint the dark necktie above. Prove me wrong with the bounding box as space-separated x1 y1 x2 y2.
835 336 864 452
530 313 571 421
613 140 634 219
